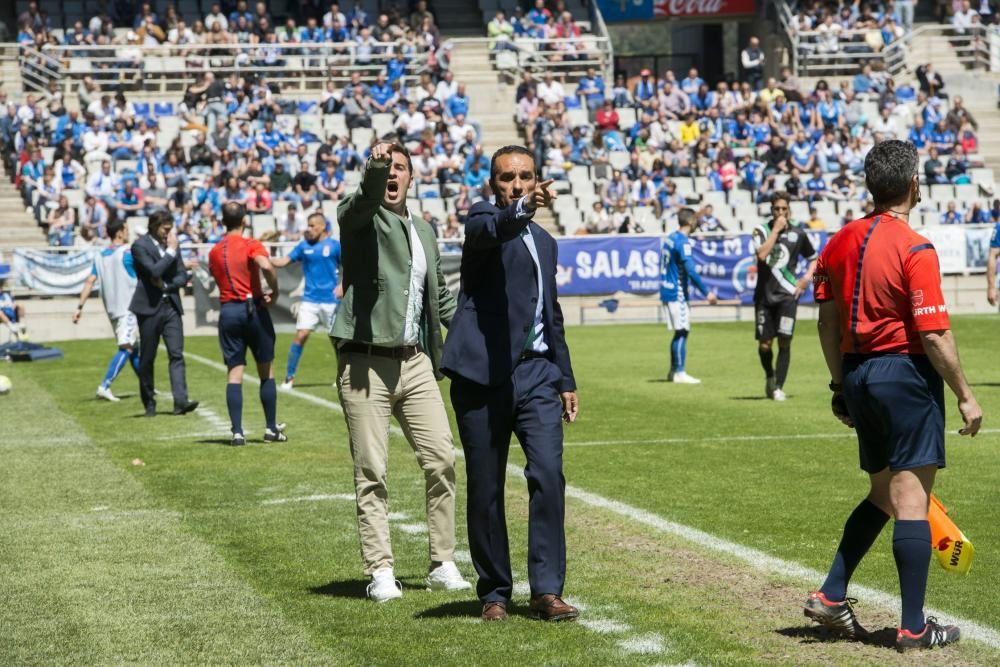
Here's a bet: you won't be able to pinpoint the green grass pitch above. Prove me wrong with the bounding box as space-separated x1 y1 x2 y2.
2 316 999 665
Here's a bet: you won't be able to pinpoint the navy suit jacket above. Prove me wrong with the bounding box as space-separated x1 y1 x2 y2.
129 233 188 316
441 199 575 392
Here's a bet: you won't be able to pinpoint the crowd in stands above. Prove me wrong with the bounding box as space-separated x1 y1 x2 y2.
16 0 452 89
512 41 996 234
4 0 489 249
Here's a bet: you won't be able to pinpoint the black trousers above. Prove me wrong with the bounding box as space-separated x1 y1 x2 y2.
137 301 188 410
451 357 567 603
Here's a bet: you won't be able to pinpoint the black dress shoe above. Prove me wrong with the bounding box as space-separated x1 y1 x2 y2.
144 404 157 417
173 400 199 415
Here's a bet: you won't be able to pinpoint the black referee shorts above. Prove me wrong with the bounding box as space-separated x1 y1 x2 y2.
218 300 276 369
842 353 946 473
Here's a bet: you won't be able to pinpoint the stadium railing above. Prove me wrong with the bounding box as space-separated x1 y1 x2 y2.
776 1 994 77
17 41 431 96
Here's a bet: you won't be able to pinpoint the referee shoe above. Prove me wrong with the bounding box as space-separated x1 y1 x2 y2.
803 591 869 639
896 618 960 652
264 427 288 443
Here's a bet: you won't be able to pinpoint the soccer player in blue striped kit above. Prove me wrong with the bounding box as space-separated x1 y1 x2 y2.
660 208 717 384
72 221 141 401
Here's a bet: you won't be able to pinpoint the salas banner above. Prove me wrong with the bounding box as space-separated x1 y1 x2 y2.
554 232 828 303
597 0 757 22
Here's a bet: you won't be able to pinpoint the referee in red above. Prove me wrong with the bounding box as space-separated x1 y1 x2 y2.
208 202 287 446
804 140 982 652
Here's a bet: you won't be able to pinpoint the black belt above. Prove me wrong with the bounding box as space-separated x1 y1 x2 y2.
340 342 422 361
519 350 550 362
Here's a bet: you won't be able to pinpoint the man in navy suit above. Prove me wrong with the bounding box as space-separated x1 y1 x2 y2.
441 145 579 623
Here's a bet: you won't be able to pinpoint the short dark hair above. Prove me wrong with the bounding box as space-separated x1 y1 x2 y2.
677 207 696 229
865 139 918 206
771 191 791 207
385 141 412 173
107 221 126 240
222 201 246 230
148 209 173 232
489 144 535 184
307 211 326 226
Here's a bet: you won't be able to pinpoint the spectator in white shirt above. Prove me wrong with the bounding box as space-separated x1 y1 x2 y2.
168 20 194 44
204 2 228 31
871 106 901 139
434 70 458 103
517 87 542 147
395 101 427 142
85 161 120 207
82 117 111 162
536 71 565 109
323 3 347 29
952 0 979 33
447 113 477 145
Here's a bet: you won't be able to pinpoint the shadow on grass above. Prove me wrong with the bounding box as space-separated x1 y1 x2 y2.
196 438 241 447
286 383 331 389
415 599 485 619
310 579 370 599
970 382 1000 387
775 625 897 649
730 396 769 401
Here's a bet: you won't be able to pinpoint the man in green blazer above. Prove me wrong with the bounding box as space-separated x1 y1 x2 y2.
332 141 471 602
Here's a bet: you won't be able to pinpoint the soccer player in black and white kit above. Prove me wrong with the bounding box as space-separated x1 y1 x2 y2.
751 192 818 401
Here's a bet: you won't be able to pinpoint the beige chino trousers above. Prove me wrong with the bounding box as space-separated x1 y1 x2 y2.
337 349 457 575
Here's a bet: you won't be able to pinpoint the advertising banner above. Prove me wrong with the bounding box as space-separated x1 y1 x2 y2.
596 0 757 22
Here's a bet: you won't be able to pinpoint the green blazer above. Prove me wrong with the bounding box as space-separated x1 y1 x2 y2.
331 159 457 377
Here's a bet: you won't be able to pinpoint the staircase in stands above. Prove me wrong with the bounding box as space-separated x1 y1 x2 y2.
0 50 43 248
447 40 559 233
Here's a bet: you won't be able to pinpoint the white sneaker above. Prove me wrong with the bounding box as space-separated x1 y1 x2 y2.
772 388 787 402
367 568 403 603
670 372 702 384
96 385 120 402
279 379 294 391
426 561 473 592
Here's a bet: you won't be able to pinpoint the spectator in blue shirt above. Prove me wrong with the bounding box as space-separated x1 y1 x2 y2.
680 67 705 99
577 67 606 111
907 117 929 149
446 84 470 119
368 73 395 113
930 120 956 154
805 166 831 202
256 119 286 156
463 160 488 189
386 52 407 83
853 65 876 95
940 201 964 224
789 131 816 172
527 0 551 26
633 69 657 110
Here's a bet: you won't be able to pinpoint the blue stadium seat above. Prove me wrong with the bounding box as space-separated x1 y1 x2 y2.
133 102 151 118
564 95 581 109
298 101 318 113
153 102 175 116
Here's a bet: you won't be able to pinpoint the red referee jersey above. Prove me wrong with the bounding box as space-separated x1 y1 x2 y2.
813 213 950 355
208 233 269 303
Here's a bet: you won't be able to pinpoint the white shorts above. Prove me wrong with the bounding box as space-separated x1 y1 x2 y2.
110 312 138 347
662 300 690 331
296 301 338 333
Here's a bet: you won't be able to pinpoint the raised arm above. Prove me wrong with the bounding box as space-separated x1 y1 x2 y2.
337 145 393 233
753 216 786 261
464 179 555 250
131 237 178 281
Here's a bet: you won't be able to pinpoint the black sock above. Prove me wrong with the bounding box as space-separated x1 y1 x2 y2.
260 378 278 431
758 347 774 378
226 383 243 434
820 499 890 601
775 344 791 388
893 519 931 633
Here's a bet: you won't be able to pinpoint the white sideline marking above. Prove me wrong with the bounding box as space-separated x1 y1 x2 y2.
260 493 355 505
567 428 1000 448
396 523 428 535
618 633 665 655
387 512 411 521
580 619 632 634
184 351 1000 650
453 550 473 564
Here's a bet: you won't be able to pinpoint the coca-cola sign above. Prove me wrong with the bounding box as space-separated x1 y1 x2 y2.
597 0 756 21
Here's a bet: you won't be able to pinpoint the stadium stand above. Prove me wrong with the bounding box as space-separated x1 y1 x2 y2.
1 0 998 249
